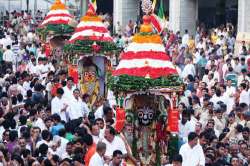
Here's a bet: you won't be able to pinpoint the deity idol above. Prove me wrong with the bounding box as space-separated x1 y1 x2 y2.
80 58 100 108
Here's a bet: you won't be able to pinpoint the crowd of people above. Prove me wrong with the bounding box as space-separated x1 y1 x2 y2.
0 8 249 166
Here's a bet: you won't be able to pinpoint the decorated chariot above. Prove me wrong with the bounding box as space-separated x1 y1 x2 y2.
64 6 118 109
108 1 183 165
37 0 77 58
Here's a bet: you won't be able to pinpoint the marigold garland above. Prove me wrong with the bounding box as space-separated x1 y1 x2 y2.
132 34 162 44
81 16 102 22
50 0 66 10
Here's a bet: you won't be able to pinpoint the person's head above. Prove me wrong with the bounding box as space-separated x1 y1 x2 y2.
73 89 80 99
44 117 53 129
11 155 24 166
230 156 240 166
96 141 106 156
66 77 74 89
215 88 221 97
188 132 198 148
37 108 46 120
39 143 48 156
41 130 51 141
9 130 18 142
195 122 202 133
58 128 66 137
31 126 41 137
240 83 247 91
112 150 123 166
83 134 93 146
206 119 215 129
171 154 182 166
240 57 245 64
181 109 190 124
104 125 116 142
52 114 61 124
95 118 104 129
239 142 248 155
103 106 113 120
230 143 239 156
18 137 27 149
215 109 223 119
242 127 249 141
228 112 235 124
6 45 11 50
90 124 100 136
216 142 225 157
19 115 27 126
56 88 64 97
66 142 73 154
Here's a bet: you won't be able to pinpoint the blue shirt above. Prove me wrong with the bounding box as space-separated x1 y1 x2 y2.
51 123 64 136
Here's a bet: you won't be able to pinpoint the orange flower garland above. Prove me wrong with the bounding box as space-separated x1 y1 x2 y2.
132 34 162 44
81 16 102 22
50 0 66 10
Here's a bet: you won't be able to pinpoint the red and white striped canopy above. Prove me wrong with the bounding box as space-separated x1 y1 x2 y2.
113 16 177 79
41 0 74 26
69 8 113 43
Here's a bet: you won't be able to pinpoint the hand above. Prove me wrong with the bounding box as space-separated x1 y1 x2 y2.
104 156 111 163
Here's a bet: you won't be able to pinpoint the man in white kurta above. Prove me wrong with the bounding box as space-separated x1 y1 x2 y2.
67 89 89 121
179 132 205 166
103 126 127 158
51 88 68 122
89 142 106 166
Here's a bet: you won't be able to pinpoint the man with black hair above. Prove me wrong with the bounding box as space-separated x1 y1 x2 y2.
51 114 64 136
51 88 68 122
84 134 96 166
67 88 89 121
62 77 75 102
91 123 103 144
179 109 193 144
3 45 15 70
242 127 250 144
164 154 182 166
33 108 46 131
179 132 205 166
36 130 52 149
103 125 127 159
239 83 250 106
108 150 123 166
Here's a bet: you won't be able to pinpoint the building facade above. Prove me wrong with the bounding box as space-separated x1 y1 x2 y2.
112 0 250 35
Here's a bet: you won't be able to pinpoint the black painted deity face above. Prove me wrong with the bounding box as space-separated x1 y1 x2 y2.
137 107 154 126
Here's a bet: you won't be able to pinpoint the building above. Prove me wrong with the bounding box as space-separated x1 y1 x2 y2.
109 0 250 35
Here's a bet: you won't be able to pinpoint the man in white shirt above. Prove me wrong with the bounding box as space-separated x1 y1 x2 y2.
3 45 15 64
182 29 189 46
91 124 104 144
179 110 194 144
108 150 123 166
103 126 127 158
182 58 196 79
179 132 205 166
67 89 89 121
62 77 76 103
239 83 250 107
51 88 69 122
89 141 106 166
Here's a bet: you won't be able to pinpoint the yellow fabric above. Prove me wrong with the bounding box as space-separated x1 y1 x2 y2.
211 34 218 44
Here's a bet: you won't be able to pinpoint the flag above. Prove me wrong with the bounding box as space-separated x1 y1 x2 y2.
89 0 97 12
150 0 166 33
152 0 157 11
